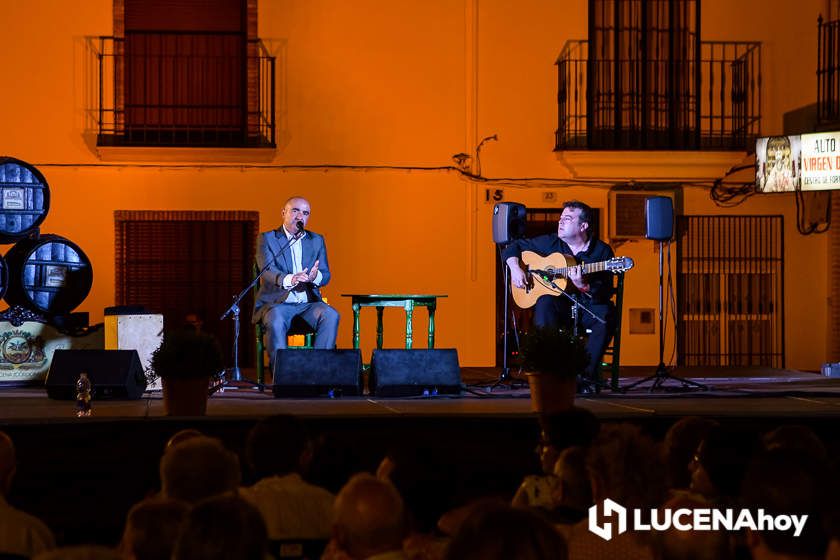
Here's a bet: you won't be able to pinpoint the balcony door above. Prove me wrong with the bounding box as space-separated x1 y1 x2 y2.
121 0 247 145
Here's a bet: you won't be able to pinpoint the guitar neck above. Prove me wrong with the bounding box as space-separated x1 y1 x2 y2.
548 260 609 279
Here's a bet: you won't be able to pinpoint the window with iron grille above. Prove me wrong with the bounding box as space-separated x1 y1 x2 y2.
97 0 275 148
115 210 259 366
676 215 784 368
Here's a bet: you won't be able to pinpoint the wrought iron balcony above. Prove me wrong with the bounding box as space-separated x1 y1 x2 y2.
556 40 761 151
93 33 275 148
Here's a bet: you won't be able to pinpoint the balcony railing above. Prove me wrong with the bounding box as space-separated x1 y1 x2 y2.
556 40 761 151
93 34 275 148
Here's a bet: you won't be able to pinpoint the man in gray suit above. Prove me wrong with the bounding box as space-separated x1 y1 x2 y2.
253 197 340 361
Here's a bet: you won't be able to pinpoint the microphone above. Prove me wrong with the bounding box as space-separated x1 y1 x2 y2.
296 221 304 233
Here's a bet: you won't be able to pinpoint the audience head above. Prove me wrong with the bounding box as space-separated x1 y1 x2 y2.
333 473 407 559
173 494 268 560
586 423 666 509
539 407 601 450
551 445 592 512
444 503 567 560
246 414 310 480
0 430 16 495
34 545 121 560
160 436 240 504
165 429 204 451
376 446 455 534
740 448 828 558
762 424 827 463
120 497 189 560
652 493 731 560
662 416 719 490
690 426 755 502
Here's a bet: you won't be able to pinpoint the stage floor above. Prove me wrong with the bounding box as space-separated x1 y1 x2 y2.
3 366 840 423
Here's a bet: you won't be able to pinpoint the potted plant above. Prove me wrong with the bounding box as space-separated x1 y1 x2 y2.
519 327 590 413
151 329 224 416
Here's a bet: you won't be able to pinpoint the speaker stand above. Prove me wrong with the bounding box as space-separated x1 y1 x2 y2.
621 241 707 392
487 247 525 391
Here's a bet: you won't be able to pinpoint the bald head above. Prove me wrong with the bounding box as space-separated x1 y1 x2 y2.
0 431 16 495
281 196 311 234
333 473 406 559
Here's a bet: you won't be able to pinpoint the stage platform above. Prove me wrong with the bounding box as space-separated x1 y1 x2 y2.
2 365 840 547
2 365 840 423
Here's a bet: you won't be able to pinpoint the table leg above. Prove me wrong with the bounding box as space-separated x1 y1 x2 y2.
352 303 361 349
376 306 384 349
428 305 436 348
404 300 414 349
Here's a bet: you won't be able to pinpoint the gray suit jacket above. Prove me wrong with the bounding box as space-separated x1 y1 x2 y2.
252 228 331 324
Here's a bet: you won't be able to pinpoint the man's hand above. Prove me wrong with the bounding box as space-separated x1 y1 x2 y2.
307 260 320 282
291 269 310 285
506 257 528 289
568 264 588 292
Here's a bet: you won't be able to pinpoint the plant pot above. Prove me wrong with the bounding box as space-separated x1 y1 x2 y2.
526 372 577 413
162 376 210 416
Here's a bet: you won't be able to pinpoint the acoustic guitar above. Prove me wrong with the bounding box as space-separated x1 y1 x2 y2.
511 251 634 309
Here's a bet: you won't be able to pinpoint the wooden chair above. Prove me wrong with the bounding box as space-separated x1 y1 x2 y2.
253 264 316 386
599 272 625 391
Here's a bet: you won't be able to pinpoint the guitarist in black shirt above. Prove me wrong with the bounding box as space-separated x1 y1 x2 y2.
502 200 617 393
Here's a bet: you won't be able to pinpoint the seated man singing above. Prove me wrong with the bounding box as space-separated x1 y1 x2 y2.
253 196 340 364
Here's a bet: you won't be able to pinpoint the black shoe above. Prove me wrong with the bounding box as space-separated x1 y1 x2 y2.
576 375 595 394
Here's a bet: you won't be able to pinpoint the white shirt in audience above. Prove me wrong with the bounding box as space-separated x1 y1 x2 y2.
239 473 334 539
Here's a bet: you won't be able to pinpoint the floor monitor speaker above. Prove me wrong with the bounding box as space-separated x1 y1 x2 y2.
370 348 461 397
272 349 362 398
46 349 146 400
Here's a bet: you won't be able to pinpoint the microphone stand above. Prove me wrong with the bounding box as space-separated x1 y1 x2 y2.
211 226 304 395
543 277 606 393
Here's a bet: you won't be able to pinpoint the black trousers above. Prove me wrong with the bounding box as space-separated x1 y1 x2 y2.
533 294 616 379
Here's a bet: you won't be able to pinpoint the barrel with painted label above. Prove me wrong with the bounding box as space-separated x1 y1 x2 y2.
0 157 50 244
4 235 93 315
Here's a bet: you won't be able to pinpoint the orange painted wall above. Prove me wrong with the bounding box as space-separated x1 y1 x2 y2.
0 0 831 369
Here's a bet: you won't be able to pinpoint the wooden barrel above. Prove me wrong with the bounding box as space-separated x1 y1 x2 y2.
4 235 93 315
0 157 50 244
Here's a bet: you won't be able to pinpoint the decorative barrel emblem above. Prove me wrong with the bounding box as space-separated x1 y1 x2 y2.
4 235 93 315
0 157 50 244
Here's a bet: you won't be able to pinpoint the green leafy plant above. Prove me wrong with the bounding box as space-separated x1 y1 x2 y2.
151 329 225 380
519 327 590 377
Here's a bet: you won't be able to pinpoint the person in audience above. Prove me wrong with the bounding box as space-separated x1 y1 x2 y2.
159 436 240 504
331 473 407 560
0 430 56 558
377 446 453 560
761 424 827 463
651 492 731 560
740 448 828 560
239 414 334 539
689 426 756 506
562 423 666 560
548 446 592 525
661 416 719 491
164 429 204 451
173 494 268 560
513 408 600 510
118 496 189 560
443 502 567 560
34 545 121 560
